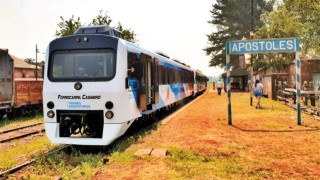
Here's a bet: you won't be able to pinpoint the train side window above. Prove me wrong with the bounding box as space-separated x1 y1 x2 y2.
171 69 174 83
166 68 170 84
168 68 171 84
158 64 162 85
128 52 139 69
154 58 159 85
162 66 166 84
176 71 179 83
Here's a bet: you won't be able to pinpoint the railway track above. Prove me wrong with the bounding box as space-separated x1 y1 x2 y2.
0 145 71 179
0 95 202 179
0 129 45 143
0 123 45 143
0 122 42 134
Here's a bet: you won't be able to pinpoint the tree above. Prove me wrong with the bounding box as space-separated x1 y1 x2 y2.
284 0 320 55
55 15 82 37
90 10 112 26
115 22 138 43
253 0 320 72
204 0 274 67
90 10 137 42
24 58 35 64
56 10 138 42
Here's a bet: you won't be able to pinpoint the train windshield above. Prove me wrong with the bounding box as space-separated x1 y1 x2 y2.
49 50 116 81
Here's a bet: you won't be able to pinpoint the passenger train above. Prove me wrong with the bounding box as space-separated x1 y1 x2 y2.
43 26 207 145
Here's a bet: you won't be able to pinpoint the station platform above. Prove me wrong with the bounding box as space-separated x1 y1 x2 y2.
94 89 320 179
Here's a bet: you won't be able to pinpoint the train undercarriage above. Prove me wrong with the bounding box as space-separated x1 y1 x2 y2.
0 104 43 120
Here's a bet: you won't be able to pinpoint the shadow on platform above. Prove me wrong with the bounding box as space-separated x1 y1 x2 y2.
232 125 320 133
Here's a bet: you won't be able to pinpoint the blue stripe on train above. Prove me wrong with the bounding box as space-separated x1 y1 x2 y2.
128 79 140 107
169 83 186 100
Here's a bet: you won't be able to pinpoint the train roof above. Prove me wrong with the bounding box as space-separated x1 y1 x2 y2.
71 26 205 74
75 25 123 39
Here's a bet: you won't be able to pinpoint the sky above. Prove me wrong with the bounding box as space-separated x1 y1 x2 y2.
0 0 224 78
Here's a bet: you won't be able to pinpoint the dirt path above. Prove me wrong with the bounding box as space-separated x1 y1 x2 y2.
93 90 320 179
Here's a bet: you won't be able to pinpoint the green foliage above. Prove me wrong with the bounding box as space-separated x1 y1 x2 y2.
0 138 54 171
56 10 138 42
253 0 320 71
205 0 320 71
115 22 138 43
167 147 265 179
252 52 295 72
21 149 103 179
90 10 112 26
0 115 43 128
204 0 274 67
110 150 136 164
24 58 35 64
55 15 82 37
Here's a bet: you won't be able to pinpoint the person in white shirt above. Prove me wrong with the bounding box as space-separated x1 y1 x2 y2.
216 79 223 95
253 79 264 109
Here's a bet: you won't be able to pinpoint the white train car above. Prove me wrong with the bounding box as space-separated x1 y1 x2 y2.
43 26 203 145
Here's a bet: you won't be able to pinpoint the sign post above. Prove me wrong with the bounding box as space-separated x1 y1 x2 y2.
226 38 300 125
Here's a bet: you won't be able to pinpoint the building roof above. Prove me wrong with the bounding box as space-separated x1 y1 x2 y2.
10 55 38 69
0 48 9 53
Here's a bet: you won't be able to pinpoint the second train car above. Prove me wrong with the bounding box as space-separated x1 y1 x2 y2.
43 25 207 145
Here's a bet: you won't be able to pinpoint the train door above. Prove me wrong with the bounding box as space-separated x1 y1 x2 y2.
140 53 154 110
153 58 159 105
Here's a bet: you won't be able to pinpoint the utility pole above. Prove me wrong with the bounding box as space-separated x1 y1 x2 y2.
250 0 254 106
36 44 39 81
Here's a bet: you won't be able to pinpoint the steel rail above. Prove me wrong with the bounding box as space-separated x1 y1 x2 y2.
0 145 71 178
0 129 45 143
0 123 43 134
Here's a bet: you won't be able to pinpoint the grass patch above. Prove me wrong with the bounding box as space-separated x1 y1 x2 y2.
109 149 136 164
0 137 55 171
107 123 159 154
19 121 160 179
0 115 43 129
21 148 104 180
106 123 160 164
166 147 271 179
263 122 288 129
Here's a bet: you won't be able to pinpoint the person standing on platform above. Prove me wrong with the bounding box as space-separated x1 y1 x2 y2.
216 79 223 95
254 79 264 109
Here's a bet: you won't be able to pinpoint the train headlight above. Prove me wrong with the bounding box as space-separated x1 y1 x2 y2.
47 101 54 109
47 110 55 118
74 82 82 90
105 101 114 109
105 111 114 119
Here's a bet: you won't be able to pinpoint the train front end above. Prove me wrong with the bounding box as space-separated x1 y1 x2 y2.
43 31 140 145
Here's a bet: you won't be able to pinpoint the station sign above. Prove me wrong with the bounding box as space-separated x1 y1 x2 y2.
227 38 299 54
226 37 301 125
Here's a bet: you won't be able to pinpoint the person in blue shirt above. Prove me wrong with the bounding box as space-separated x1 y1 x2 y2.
254 79 264 109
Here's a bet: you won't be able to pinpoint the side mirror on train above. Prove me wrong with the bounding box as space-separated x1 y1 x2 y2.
128 61 143 78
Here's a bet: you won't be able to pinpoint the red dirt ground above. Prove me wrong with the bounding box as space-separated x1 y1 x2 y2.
93 89 320 179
